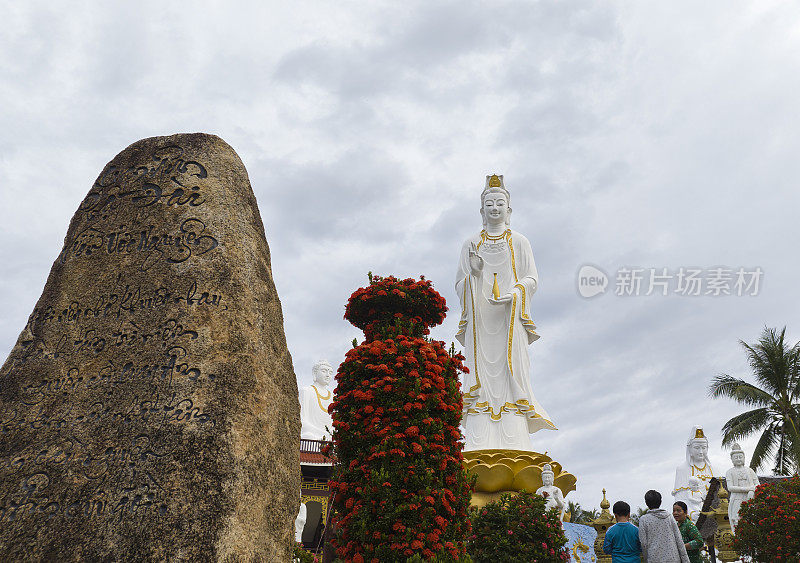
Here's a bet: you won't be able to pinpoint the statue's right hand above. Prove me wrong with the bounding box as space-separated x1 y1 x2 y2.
468 242 483 276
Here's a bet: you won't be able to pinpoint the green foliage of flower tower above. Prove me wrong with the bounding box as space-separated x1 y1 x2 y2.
327 275 472 562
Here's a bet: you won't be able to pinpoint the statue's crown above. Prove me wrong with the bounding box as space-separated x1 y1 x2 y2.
485 174 504 189
687 425 707 444
541 463 553 475
731 442 744 455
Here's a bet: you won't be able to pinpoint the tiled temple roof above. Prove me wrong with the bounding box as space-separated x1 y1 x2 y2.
300 438 334 466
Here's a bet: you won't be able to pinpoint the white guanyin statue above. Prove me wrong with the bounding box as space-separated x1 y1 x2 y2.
299 360 334 440
536 463 566 520
455 174 555 451
725 443 759 533
673 426 716 522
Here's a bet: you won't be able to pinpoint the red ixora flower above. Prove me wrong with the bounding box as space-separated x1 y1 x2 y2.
344 274 448 336
330 274 469 561
733 475 800 560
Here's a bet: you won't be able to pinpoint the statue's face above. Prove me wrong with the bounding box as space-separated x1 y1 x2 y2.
481 192 510 226
313 363 333 386
732 452 745 467
689 440 708 464
542 472 554 487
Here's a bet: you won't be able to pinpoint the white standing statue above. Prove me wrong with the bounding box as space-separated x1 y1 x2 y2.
536 464 566 520
725 443 759 533
455 174 555 451
299 360 334 440
294 502 307 542
673 426 716 522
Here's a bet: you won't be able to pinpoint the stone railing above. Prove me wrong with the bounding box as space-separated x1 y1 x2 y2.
299 439 334 464
299 438 327 453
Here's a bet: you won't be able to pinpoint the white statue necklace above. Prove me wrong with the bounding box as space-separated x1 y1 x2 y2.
482 228 510 241
312 384 331 410
691 463 713 479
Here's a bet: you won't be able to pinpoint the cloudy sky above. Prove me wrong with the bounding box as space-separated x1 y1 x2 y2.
3 1 800 511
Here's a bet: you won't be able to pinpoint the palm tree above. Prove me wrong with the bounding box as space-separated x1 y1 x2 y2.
630 507 648 527
582 507 600 522
709 327 800 475
565 501 599 524
565 500 581 523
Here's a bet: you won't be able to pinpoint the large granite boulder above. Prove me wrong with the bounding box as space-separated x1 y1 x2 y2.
0 133 300 561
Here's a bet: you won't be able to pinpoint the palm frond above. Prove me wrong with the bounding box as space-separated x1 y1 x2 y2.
720 408 769 446
565 501 597 524
566 501 582 522
745 327 800 396
584 508 599 520
749 423 778 472
708 374 774 407
777 419 800 473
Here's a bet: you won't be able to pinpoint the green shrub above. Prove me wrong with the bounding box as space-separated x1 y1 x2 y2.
468 491 569 563
734 475 800 562
292 544 318 562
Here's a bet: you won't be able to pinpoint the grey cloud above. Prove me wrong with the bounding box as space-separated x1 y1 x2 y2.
4 1 800 512
273 3 506 97
253 149 411 251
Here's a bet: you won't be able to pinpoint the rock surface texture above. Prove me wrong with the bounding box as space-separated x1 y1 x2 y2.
0 133 300 561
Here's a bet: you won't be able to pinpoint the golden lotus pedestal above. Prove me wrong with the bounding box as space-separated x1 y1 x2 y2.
463 449 577 508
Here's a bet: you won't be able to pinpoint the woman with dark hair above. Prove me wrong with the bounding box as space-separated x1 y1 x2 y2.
673 501 704 563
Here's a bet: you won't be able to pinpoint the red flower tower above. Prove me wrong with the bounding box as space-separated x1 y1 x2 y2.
327 275 472 562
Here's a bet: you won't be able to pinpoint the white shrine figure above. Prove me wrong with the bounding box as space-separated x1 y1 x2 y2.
725 443 759 533
673 426 716 522
294 502 307 542
536 464 566 520
299 360 334 441
455 174 555 451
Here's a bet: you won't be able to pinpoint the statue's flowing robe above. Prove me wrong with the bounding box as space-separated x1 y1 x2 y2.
673 462 716 522
299 384 333 440
725 466 759 531
456 229 555 451
537 485 566 520
295 503 308 542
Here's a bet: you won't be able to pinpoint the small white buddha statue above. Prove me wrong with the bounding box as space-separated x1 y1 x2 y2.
536 463 565 520
725 443 759 533
673 425 716 522
294 502 307 542
299 360 334 440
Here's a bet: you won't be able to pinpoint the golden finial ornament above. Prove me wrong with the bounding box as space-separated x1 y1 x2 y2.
600 489 610 511
592 489 615 563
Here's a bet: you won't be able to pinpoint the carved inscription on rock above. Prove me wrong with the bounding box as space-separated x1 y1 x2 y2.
0 134 300 561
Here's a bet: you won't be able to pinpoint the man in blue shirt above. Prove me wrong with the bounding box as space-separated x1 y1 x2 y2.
603 501 642 563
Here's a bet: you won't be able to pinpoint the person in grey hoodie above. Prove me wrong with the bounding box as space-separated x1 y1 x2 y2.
638 490 689 563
